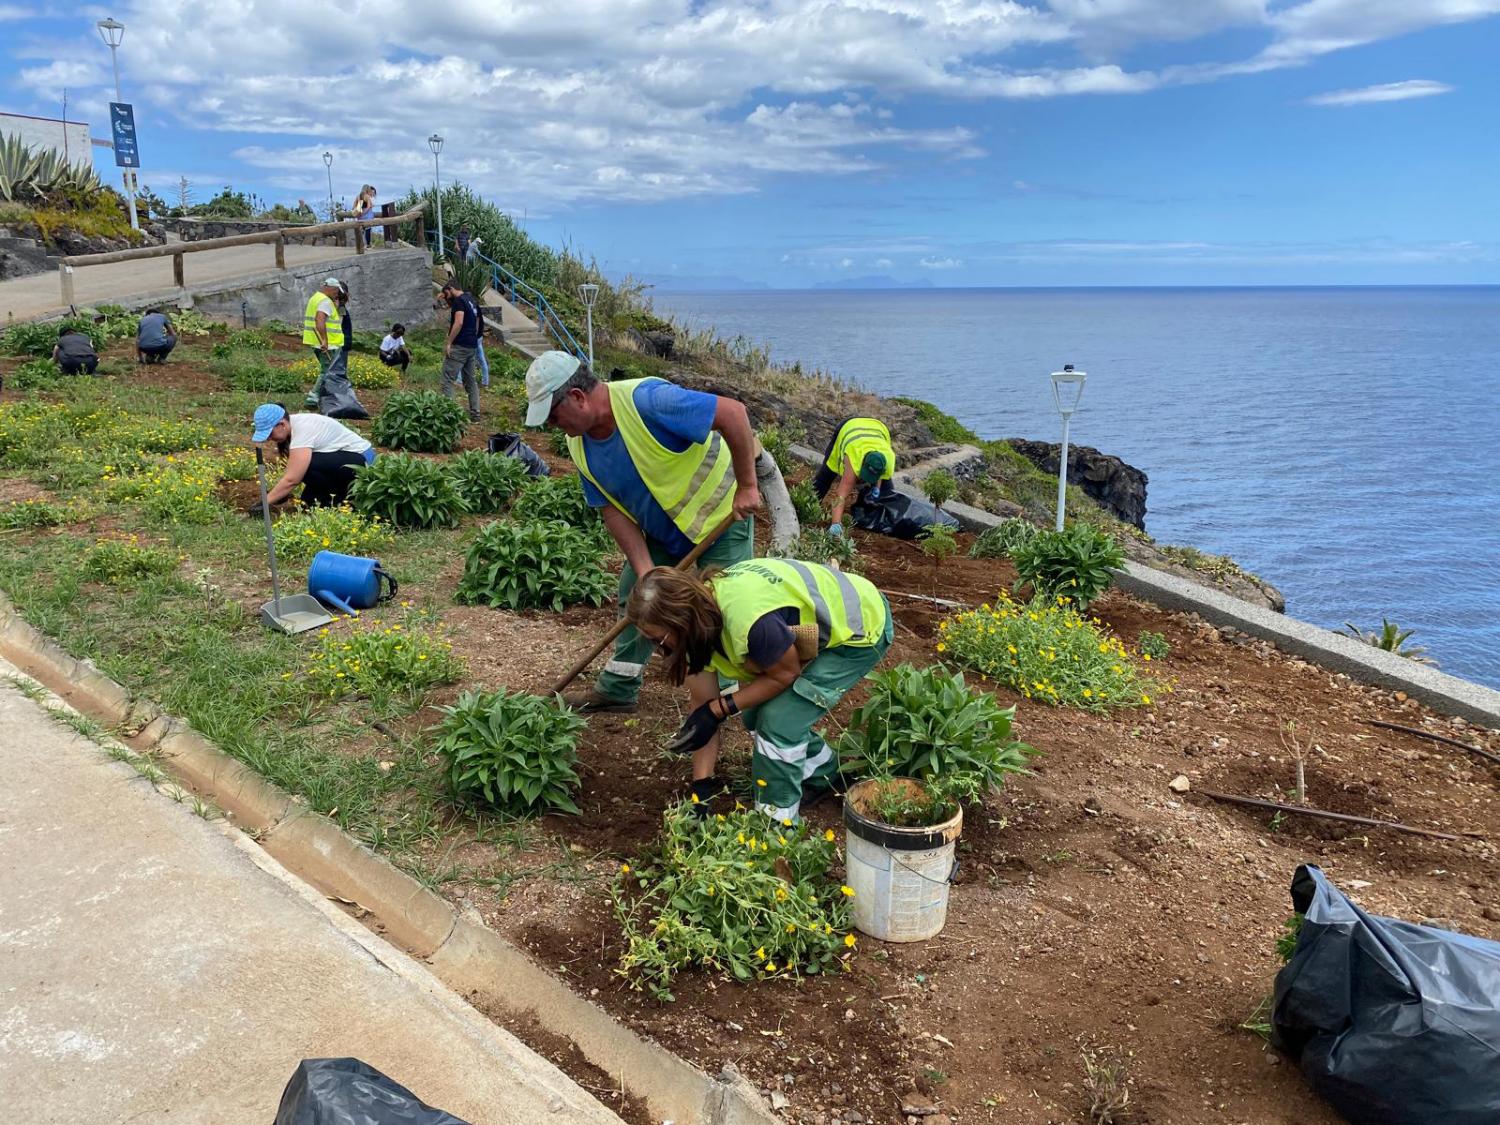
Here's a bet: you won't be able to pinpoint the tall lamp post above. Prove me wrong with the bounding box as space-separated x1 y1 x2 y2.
1050 364 1087 532
578 283 599 369
321 150 334 222
95 17 139 232
428 133 445 259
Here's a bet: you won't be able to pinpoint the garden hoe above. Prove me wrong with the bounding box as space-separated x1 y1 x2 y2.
548 513 738 695
254 446 334 635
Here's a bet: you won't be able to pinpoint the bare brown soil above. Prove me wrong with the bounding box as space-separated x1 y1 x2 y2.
11 342 1500 1125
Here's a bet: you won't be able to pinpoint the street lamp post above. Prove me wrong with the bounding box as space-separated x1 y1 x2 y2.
578 283 599 369
427 134 445 259
322 151 334 222
95 17 139 232
1049 364 1087 532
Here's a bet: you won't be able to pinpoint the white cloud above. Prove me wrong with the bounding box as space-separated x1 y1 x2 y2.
919 256 964 269
874 257 893 268
1306 79 1454 106
0 5 33 20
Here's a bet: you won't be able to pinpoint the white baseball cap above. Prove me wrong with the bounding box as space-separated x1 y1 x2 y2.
524 351 583 427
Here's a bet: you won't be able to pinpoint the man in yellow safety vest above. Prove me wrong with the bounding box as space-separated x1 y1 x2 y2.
302 277 346 408
524 351 763 802
812 416 896 537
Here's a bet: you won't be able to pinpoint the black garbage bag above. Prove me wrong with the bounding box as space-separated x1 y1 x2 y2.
849 489 960 540
486 432 551 477
1271 865 1500 1125
319 353 369 421
273 1057 473 1125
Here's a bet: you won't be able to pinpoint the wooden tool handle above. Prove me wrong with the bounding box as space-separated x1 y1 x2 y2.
548 514 739 695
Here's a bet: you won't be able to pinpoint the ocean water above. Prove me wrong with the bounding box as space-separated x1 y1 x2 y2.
654 287 1500 689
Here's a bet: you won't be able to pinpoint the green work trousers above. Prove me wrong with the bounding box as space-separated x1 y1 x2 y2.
594 516 755 703
304 346 334 407
742 603 893 822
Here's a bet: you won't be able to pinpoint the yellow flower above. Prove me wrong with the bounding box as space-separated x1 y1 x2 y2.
844 933 857 947
935 642 946 652
764 961 777 972
756 779 767 787
1141 694 1152 704
620 863 631 875
775 887 788 901
737 833 746 844
1142 653 1151 661
690 792 700 803
756 946 767 961
786 923 797 933
840 885 855 897
823 828 835 842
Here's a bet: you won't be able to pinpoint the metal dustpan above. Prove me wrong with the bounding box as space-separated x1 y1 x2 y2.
254 446 334 635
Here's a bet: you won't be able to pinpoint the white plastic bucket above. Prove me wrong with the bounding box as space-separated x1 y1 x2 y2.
843 779 962 943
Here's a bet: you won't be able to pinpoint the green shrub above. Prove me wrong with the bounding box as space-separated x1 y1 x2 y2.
81 537 181 582
348 454 466 530
547 428 571 457
272 504 394 563
306 621 463 706
446 449 529 514
892 397 976 444
1010 523 1125 609
0 497 72 530
456 519 614 611
1339 619 1436 665
1 317 105 357
1138 630 1171 661
484 351 529 384
612 805 854 1001
210 354 304 394
839 664 1033 804
922 469 957 509
10 359 61 391
789 479 822 527
773 528 860 572
918 524 959 562
433 688 585 815
122 464 225 525
864 777 957 827
969 517 1039 559
510 472 594 526
938 591 1160 712
211 327 274 357
372 390 467 453
758 421 805 475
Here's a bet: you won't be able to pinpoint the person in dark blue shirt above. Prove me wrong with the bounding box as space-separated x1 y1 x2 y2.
439 280 482 421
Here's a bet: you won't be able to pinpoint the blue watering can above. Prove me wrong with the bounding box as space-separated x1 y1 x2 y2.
307 551 398 615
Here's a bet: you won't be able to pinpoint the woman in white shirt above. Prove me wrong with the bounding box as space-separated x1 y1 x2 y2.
250 403 374 509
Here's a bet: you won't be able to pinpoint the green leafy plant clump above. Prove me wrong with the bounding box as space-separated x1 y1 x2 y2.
210 354 304 394
1010 523 1125 610
305 619 464 706
789 479 823 527
81 537 182 583
372 390 468 453
446 449 529 514
839 663 1033 804
348 454 467 530
922 469 957 509
510 471 594 526
1340 619 1437 665
456 519 614 611
918 524 959 562
9 359 61 391
211 327 275 357
1138 630 1171 661
612 804 855 1001
937 591 1161 712
272 504 394 563
864 777 957 828
1 316 106 357
433 688 585 815
969 517 1040 559
775 528 861 572
0 497 73 530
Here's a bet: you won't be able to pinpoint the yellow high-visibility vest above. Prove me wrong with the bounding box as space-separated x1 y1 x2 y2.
568 378 736 544
302 290 344 348
708 558 888 682
825 417 894 483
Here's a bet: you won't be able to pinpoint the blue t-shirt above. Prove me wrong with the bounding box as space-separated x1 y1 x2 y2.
449 294 480 346
137 312 171 348
577 381 719 557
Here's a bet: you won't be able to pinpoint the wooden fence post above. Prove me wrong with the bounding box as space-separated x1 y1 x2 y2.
59 262 75 308
275 233 286 270
354 222 365 255
172 252 185 288
414 215 425 251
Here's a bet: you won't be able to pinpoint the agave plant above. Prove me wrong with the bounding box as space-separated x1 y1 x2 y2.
0 132 103 204
1340 619 1437 665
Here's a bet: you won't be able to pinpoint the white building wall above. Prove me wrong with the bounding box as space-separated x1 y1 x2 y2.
0 112 94 166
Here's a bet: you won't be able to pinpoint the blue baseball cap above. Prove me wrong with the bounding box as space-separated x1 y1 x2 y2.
251 403 287 442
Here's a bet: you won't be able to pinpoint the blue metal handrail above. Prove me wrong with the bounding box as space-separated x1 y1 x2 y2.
430 234 587 363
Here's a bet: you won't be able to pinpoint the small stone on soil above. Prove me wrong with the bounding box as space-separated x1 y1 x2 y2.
1168 774 1191 793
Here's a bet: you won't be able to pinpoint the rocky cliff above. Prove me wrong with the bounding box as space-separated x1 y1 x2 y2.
1007 440 1148 530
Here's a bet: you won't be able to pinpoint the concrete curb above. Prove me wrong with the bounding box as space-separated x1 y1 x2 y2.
0 592 777 1125
786 444 1500 729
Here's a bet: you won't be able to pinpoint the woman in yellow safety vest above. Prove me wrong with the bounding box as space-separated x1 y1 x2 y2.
812 416 895 538
626 558 891 821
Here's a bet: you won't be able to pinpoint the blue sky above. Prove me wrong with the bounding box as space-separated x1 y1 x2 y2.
3 1 1497 287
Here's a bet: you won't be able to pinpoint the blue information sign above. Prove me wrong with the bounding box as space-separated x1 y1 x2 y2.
109 101 140 168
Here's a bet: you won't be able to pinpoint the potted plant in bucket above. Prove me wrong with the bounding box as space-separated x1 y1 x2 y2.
842 776 963 943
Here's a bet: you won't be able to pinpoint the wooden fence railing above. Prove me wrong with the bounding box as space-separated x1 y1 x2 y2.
57 202 431 306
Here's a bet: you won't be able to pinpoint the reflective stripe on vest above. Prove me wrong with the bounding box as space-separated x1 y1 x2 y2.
824 417 894 482
302 291 344 348
567 378 736 545
707 558 886 682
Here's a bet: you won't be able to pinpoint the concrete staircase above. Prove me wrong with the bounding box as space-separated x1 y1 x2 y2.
477 288 553 358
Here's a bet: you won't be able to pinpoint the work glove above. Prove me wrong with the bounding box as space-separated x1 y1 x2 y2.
247 501 267 519
828 522 844 538
665 699 727 756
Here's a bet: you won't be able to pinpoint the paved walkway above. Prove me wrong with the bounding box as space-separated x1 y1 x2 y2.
0 665 622 1124
0 242 354 321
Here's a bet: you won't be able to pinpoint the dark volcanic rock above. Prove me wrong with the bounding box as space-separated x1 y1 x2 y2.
1007 439 1148 529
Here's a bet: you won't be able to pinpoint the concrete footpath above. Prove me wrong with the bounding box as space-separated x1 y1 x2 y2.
0 669 623 1125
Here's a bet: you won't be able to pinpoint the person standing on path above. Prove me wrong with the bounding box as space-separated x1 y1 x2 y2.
302 278 345 408
135 308 176 364
250 403 374 510
522 350 763 803
353 185 377 247
812 416 895 535
627 561 892 822
440 280 483 421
